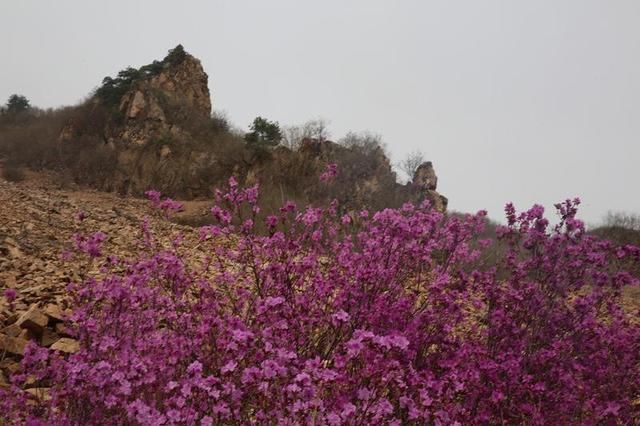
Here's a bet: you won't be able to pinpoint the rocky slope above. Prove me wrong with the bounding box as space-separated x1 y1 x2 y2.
0 170 205 391
0 153 441 390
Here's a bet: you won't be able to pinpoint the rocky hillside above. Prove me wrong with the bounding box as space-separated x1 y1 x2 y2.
1 45 447 213
0 170 208 390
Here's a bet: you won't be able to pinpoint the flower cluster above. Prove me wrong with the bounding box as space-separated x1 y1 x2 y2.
2 180 638 425
3 288 17 307
145 190 183 218
72 231 107 258
319 163 338 183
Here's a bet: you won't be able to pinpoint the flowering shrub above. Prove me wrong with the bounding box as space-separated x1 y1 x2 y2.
1 180 639 425
319 163 338 183
145 190 184 218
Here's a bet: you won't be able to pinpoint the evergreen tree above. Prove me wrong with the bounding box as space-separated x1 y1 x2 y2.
245 116 282 147
5 94 31 114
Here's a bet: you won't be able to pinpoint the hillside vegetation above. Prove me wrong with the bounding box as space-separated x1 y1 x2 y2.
0 45 446 217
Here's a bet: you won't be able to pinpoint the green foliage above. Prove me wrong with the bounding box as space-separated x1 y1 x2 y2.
139 60 164 76
163 44 187 66
245 116 282 147
94 45 189 108
4 94 31 114
94 75 130 109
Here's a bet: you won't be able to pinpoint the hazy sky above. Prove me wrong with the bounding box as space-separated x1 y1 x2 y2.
2 0 639 224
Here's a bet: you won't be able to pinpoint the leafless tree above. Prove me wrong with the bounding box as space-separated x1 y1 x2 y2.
339 131 385 152
604 211 640 230
282 119 331 150
303 119 330 142
399 150 425 180
281 126 304 150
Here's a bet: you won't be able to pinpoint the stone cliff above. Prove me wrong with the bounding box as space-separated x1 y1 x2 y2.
114 49 211 146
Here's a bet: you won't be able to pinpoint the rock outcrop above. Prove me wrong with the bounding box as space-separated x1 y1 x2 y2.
74 45 218 195
413 161 437 191
146 55 211 115
111 48 211 147
117 52 211 121
411 161 448 211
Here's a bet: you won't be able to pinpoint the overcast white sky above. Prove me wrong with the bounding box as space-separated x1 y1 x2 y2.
1 0 639 224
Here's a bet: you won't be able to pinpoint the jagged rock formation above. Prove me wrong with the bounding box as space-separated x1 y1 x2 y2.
113 51 211 146
71 46 220 196
412 161 448 211
413 161 437 191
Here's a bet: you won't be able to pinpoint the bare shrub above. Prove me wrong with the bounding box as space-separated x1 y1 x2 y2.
339 130 384 152
399 149 425 180
1 163 25 182
67 137 118 187
603 211 640 231
0 107 74 168
282 119 331 150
